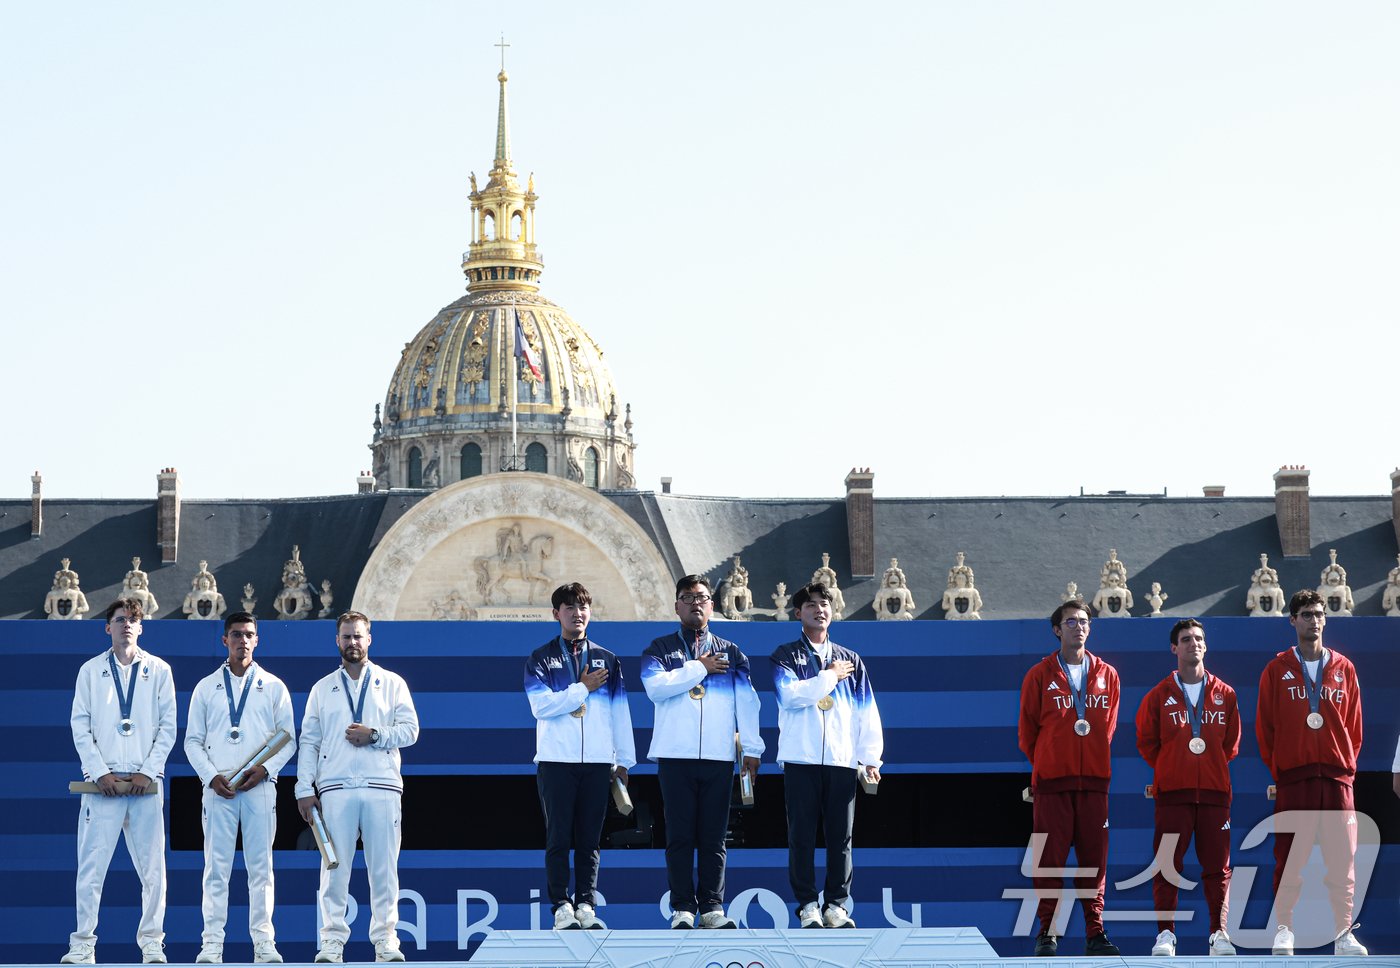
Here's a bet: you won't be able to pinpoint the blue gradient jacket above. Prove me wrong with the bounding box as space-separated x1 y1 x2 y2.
524 637 637 768
770 636 883 770
640 628 764 763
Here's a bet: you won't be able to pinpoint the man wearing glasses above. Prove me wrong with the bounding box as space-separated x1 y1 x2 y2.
641 576 763 929
1018 603 1120 957
1256 590 1366 956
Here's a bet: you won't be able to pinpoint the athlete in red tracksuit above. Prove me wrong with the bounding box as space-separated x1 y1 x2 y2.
1135 619 1239 957
1018 602 1120 957
1255 590 1366 957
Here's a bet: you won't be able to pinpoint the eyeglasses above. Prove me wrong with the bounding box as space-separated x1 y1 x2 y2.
1061 618 1091 629
1296 610 1326 621
678 593 712 605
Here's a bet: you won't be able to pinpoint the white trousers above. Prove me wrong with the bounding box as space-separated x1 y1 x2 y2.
318 788 402 945
71 788 167 946
201 781 277 944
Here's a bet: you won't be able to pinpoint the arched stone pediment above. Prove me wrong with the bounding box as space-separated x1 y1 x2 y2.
353 473 673 620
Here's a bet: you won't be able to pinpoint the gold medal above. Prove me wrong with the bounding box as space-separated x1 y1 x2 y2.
817 696 835 711
689 684 706 700
571 704 587 719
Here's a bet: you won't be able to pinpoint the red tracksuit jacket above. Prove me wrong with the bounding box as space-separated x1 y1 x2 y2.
1136 672 1239 806
1018 651 1119 794
1255 646 1362 787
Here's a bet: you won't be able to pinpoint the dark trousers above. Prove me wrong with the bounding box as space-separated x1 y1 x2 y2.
536 761 611 911
1032 789 1109 936
657 758 734 914
1152 801 1231 933
783 763 857 909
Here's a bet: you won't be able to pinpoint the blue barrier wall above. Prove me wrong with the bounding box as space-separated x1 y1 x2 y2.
4 617 1399 961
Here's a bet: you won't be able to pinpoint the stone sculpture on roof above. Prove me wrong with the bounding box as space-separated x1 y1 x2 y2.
274 545 316 620
182 560 227 620
771 582 790 621
318 579 336 619
941 552 983 621
1144 582 1169 618
44 558 90 620
718 555 753 620
1062 581 1083 605
1317 548 1354 616
1382 556 1400 618
120 557 159 618
874 557 916 621
810 552 845 621
241 583 257 614
1246 553 1287 617
1091 549 1134 618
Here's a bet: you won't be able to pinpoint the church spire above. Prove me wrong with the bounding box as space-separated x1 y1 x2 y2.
494 69 512 173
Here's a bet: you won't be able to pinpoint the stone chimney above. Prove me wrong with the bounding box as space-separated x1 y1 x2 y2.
157 467 181 564
660 477 673 495
1202 485 1225 497
1391 468 1400 550
1273 465 1310 558
357 470 376 494
844 467 875 578
30 471 42 538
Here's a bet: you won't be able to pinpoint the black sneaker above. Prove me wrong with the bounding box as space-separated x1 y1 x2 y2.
1085 932 1120 956
1035 932 1058 957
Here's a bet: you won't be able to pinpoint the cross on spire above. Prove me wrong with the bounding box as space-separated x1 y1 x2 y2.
495 34 510 72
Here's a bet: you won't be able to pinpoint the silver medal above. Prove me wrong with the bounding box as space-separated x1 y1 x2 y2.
1188 737 1206 755
1306 711 1324 730
117 719 134 737
227 726 243 744
1073 718 1091 737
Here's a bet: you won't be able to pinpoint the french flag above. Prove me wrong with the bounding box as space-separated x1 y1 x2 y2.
514 313 543 381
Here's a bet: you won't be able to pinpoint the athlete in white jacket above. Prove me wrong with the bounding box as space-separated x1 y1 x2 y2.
185 612 296 965
62 599 177 967
296 612 419 964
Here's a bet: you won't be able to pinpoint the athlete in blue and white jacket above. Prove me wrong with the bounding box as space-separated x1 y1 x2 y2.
771 581 883 929
641 575 763 928
524 582 636 932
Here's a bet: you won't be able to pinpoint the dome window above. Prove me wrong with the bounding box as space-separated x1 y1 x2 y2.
584 447 599 488
407 447 423 488
460 442 483 480
525 442 548 474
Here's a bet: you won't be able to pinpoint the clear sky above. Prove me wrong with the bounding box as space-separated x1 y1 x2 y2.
4 3 1397 501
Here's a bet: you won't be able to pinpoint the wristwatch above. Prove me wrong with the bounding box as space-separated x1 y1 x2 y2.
369 728 380 745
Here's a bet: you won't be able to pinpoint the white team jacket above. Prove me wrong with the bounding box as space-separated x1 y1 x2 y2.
71 648 178 782
295 661 419 797
770 637 883 771
524 638 637 768
184 662 296 788
640 629 764 763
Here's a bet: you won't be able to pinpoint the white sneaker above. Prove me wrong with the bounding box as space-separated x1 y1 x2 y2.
195 943 223 964
798 902 823 928
315 940 345 964
60 943 95 965
254 941 283 965
1152 929 1176 956
1209 930 1236 956
670 910 695 929
1335 926 1368 957
575 904 606 930
374 939 405 963
1272 925 1295 956
141 942 167 965
699 910 737 929
553 902 580 931
823 904 856 928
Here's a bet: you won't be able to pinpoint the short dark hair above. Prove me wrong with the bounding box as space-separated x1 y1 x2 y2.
223 611 257 634
1169 618 1204 646
1289 589 1324 618
675 575 712 597
1050 601 1093 628
552 582 592 610
790 582 832 611
105 598 144 623
337 610 372 631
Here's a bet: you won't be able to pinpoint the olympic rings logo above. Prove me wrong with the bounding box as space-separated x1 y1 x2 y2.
703 963 763 968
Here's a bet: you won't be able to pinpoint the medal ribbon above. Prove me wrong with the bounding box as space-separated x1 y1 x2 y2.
108 652 138 725
1057 655 1089 721
340 669 370 723
1295 647 1330 720
223 665 254 731
562 637 589 684
1175 672 1209 740
678 628 711 662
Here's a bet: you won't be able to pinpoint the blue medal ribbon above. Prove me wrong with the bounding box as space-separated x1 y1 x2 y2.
1294 647 1331 719
340 668 370 723
1174 672 1210 740
1057 655 1089 721
561 636 589 683
108 652 138 731
223 665 254 735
